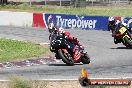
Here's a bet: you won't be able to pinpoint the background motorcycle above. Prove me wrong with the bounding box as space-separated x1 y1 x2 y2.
49 30 90 65
113 26 132 48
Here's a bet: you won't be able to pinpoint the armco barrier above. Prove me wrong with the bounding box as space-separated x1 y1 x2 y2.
44 13 109 31
0 11 33 27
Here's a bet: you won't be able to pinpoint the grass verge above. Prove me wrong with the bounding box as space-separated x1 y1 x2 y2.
0 3 132 16
0 38 51 62
8 75 47 88
8 76 32 88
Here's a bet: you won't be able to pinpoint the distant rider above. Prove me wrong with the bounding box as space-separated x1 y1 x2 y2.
122 17 132 33
108 17 122 44
108 16 132 44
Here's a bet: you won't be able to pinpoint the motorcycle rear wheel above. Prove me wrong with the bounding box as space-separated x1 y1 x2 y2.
81 53 90 64
58 50 74 66
123 36 132 48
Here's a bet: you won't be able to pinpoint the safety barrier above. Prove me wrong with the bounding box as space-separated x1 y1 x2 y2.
0 11 33 27
0 11 132 31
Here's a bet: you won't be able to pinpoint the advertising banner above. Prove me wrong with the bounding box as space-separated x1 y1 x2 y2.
44 13 109 31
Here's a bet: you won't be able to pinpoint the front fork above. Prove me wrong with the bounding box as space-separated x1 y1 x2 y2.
58 49 68 55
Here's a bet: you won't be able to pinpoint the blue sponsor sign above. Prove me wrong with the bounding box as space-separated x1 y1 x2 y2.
45 13 109 31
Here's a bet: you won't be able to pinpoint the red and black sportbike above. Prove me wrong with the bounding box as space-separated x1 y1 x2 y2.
49 29 90 66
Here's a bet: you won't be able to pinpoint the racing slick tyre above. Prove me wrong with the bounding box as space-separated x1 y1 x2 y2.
55 53 61 59
81 53 90 64
58 49 74 66
123 36 132 48
122 42 131 48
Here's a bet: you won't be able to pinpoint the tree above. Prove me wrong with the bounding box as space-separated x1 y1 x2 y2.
0 0 8 5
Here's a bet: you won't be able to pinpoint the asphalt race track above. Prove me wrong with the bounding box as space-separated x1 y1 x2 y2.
0 26 132 80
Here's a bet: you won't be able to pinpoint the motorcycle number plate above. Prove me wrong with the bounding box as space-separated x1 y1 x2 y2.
119 27 127 34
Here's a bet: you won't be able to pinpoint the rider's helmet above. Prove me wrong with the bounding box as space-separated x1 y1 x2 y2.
108 17 116 26
48 23 55 33
122 18 129 28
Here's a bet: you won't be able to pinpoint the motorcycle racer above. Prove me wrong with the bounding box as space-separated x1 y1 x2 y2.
48 23 84 62
122 17 132 33
48 23 83 48
108 17 132 44
108 17 121 35
108 17 122 44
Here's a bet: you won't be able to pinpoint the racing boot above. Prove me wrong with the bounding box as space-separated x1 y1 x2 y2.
114 37 121 44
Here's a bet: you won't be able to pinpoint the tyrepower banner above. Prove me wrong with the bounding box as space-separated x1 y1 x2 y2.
44 13 109 31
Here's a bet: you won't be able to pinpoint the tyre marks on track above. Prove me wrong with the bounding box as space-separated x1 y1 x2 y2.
0 57 56 69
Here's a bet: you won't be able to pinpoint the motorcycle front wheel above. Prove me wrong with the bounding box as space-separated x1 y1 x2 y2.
58 49 74 66
81 53 90 64
123 36 132 48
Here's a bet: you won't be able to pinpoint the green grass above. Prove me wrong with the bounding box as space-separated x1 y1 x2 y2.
0 38 51 62
8 76 47 88
8 76 32 88
0 3 132 16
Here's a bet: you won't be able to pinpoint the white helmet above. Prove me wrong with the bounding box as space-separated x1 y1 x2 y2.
108 17 116 27
48 23 54 30
48 23 54 33
108 17 115 22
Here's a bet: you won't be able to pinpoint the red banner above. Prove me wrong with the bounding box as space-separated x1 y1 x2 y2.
33 13 46 28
